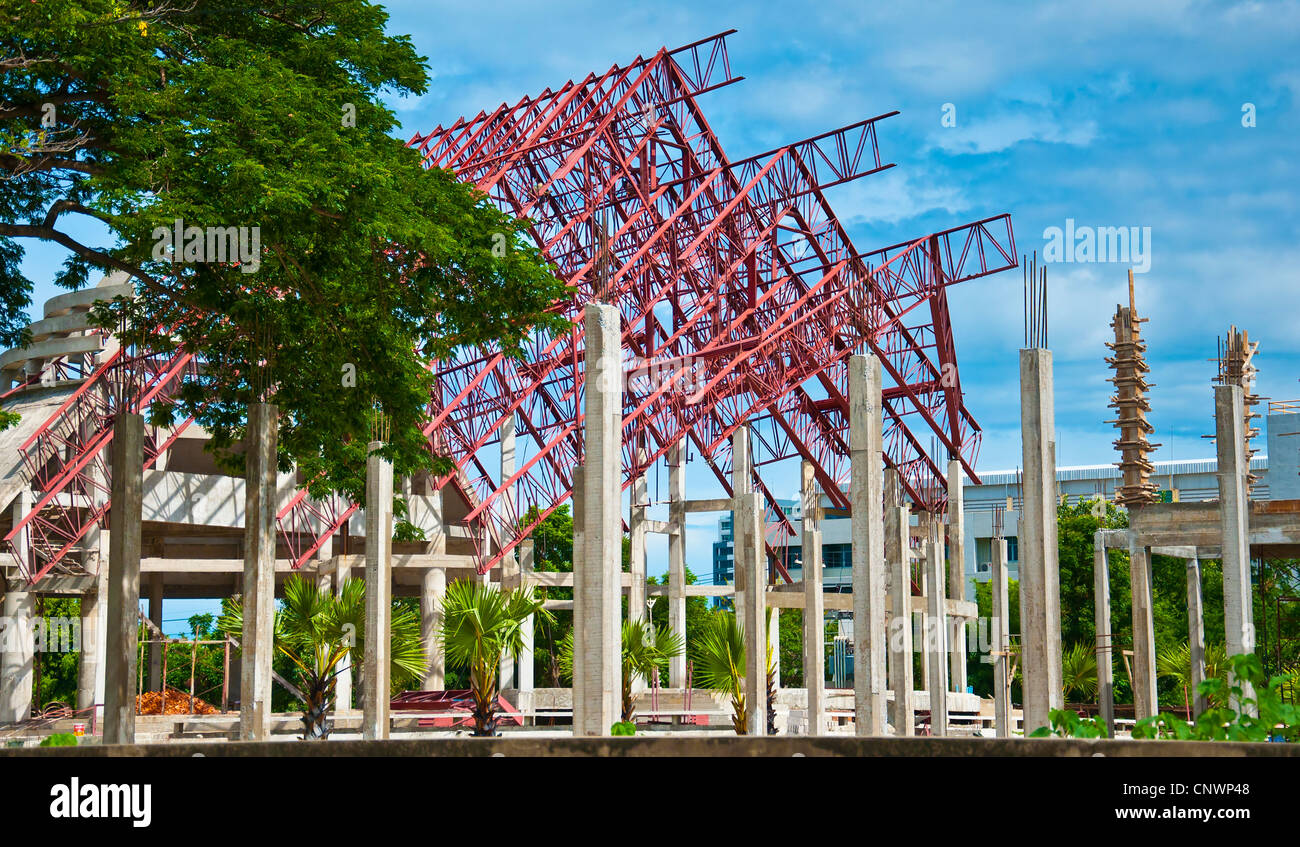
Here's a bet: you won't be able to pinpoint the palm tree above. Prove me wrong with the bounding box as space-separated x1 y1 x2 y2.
218 574 426 739
689 611 749 734
1157 641 1229 710
554 616 684 724
1061 641 1099 701
439 578 551 736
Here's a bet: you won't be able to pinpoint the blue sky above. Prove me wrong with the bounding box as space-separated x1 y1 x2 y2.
15 1 1300 592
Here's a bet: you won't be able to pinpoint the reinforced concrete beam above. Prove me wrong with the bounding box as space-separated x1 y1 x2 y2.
946 458 967 694
992 537 1012 738
667 438 687 688
850 353 886 736
363 440 394 741
801 461 825 736
105 412 144 745
924 534 948 736
573 303 621 737
1215 383 1256 711
1018 347 1063 733
1093 532 1115 737
1128 536 1158 720
885 471 913 737
239 403 277 742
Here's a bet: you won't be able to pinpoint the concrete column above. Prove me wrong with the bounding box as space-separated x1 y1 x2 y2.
2 490 34 723
946 458 967 693
667 438 687 688
738 490 767 736
240 403 277 742
421 567 446 690
363 440 393 740
498 415 517 690
629 437 648 622
886 484 913 734
1214 383 1256 711
1018 347 1062 733
924 535 948 736
573 303 621 736
335 556 353 713
77 516 104 714
1187 556 1207 717
991 537 1012 737
801 461 825 736
732 425 753 615
626 439 648 697
1093 532 1114 737
518 540 535 693
850 354 886 735
1 587 34 723
147 574 163 691
105 412 143 744
767 607 780 690
1128 536 1158 720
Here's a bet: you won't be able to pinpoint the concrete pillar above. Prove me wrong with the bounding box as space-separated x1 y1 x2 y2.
629 437 648 622
77 516 104 714
850 354 886 735
2 489 34 723
147 574 163 691
732 425 753 614
992 537 1012 737
667 438 687 688
1128 536 1158 720
498 415 517 690
738 490 767 736
1187 556 1207 718
924 535 948 736
335 557 353 712
626 439 648 696
240 403 277 742
1093 532 1114 737
105 412 143 744
573 303 621 736
801 461 825 736
421 567 446 690
362 440 393 740
886 479 913 734
1 587 34 723
518 540 535 693
767 607 780 690
1215 383 1256 711
1018 347 1062 733
946 458 967 693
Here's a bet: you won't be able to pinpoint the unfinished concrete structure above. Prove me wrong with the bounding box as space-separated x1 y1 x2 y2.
0 33 1036 742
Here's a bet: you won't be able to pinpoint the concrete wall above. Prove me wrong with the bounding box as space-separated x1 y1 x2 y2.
4 736 1295 758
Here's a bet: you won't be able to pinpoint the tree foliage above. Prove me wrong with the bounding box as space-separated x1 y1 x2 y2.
1 1 568 496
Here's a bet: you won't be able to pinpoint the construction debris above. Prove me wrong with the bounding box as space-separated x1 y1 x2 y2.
135 688 221 716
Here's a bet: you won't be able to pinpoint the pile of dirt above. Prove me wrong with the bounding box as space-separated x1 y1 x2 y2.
135 687 221 715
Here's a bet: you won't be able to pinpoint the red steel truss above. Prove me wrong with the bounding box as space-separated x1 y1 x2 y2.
7 31 1015 585
392 30 1016 576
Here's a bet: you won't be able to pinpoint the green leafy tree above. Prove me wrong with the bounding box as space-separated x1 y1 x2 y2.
1 1 567 493
439 578 550 736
